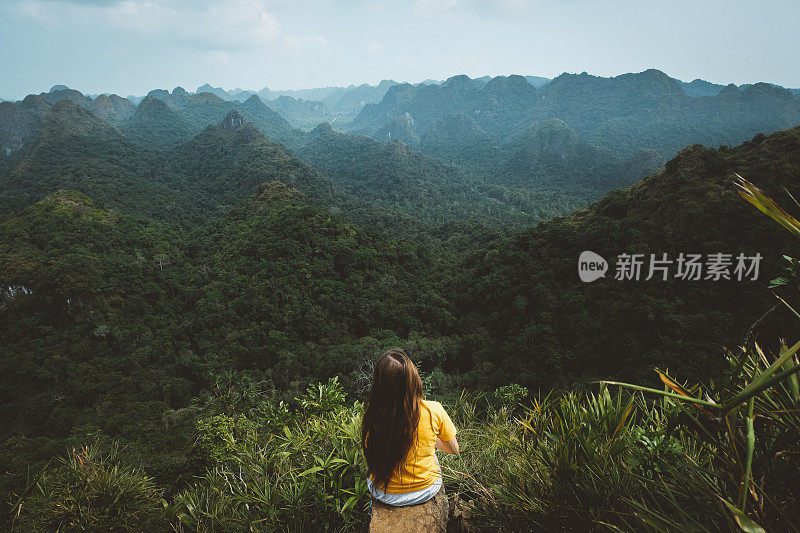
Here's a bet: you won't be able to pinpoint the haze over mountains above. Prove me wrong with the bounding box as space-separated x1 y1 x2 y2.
4 70 800 214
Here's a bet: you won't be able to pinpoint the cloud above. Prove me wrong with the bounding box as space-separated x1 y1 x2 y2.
411 0 541 17
12 0 284 51
283 33 329 52
109 0 282 50
412 0 458 16
467 0 541 15
367 40 383 54
205 50 232 66
12 0 55 22
42 0 124 3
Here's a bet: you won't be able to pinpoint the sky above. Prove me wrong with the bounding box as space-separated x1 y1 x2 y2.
1 0 799 100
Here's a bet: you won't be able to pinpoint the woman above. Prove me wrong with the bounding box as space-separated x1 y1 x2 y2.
361 348 459 507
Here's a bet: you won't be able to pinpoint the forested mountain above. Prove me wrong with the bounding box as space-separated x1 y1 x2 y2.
501 119 667 189
681 79 800 100
39 86 135 123
0 95 49 156
125 96 193 146
416 112 501 166
351 70 800 183
138 88 302 148
0 100 198 223
0 76 678 213
194 83 233 101
504 119 619 182
0 102 339 226
188 79 403 127
0 86 300 155
299 122 483 202
681 78 727 97
455 126 800 388
357 74 537 141
528 71 800 156
176 111 344 207
379 111 665 191
0 181 453 493
294 122 591 229
1 89 597 247
0 86 136 158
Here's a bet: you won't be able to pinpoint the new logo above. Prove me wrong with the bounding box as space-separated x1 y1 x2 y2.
578 251 608 282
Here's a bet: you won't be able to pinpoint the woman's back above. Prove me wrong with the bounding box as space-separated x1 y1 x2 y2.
375 399 457 494
361 348 459 512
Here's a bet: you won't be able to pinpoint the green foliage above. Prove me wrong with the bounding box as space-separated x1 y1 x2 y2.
599 178 800 530
301 377 346 415
169 380 369 532
12 442 168 532
194 415 257 466
492 383 529 410
0 182 454 506
440 377 800 531
457 126 800 389
440 387 639 530
8 370 800 531
768 255 800 288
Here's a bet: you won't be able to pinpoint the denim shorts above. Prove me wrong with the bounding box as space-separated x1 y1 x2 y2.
367 475 442 507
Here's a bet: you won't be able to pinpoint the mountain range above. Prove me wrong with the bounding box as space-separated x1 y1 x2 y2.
2 96 798 446
2 70 799 390
3 69 800 522
2 84 647 246
3 69 797 214
352 70 800 178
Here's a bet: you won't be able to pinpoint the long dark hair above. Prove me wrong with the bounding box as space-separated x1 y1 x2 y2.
361 348 423 491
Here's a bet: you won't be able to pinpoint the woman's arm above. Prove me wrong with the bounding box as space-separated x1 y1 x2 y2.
435 436 459 454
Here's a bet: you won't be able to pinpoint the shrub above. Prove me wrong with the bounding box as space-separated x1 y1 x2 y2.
168 380 368 532
13 442 168 532
491 383 529 411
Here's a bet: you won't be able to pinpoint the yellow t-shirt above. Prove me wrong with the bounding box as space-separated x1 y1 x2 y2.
372 399 457 494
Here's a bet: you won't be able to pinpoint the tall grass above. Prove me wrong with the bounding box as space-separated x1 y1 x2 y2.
10 442 168 532
12 376 799 531
167 377 369 532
